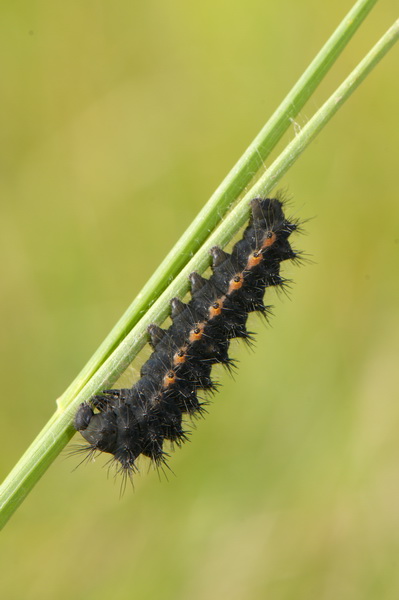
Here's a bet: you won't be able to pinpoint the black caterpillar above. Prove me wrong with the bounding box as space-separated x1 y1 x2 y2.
74 197 300 478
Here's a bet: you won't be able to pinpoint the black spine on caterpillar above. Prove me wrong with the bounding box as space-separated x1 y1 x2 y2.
74 197 300 476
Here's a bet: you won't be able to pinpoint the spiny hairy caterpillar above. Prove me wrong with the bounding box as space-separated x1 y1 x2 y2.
74 197 301 482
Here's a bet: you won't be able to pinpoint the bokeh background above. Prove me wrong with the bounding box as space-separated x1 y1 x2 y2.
1 1 398 598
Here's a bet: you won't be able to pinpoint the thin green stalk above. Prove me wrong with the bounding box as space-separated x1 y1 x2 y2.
60 0 378 407
0 17 397 529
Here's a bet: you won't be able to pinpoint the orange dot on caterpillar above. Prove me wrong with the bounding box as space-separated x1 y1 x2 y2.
189 323 205 342
228 274 244 293
163 371 176 388
173 348 187 365
262 231 277 248
208 298 225 319
246 251 263 269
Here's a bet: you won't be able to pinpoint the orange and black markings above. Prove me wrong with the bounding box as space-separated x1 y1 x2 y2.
208 297 225 319
173 348 187 365
262 231 277 248
246 250 263 269
189 323 205 343
163 370 176 388
228 274 244 294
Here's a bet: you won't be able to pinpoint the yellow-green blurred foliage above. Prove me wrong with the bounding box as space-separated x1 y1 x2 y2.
1 1 398 599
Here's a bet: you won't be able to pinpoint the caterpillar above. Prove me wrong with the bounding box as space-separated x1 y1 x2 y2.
74 197 300 480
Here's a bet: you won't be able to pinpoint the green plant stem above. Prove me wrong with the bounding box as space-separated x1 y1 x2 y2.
60 0 378 408
1 14 397 530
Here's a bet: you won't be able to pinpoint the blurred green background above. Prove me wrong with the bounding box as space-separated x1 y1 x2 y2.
1 1 398 598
